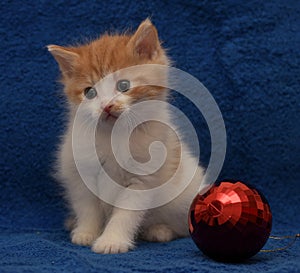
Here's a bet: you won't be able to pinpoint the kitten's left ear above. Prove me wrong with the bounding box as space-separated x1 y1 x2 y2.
128 19 161 60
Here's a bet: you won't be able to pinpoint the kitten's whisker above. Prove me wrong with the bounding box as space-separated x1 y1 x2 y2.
127 110 147 134
79 113 96 138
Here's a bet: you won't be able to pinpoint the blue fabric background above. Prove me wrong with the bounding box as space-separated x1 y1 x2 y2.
0 1 299 272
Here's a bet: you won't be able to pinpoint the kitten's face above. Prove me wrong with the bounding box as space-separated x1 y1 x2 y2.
48 19 170 123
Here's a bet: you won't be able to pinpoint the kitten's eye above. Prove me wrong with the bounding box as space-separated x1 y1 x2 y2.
84 87 97 99
116 79 130 92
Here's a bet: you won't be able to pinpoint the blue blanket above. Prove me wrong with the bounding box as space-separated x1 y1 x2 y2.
0 1 299 272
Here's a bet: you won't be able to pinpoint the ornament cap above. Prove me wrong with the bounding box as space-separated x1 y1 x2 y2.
207 200 223 217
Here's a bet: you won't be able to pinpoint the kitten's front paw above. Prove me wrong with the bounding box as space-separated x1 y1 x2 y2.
71 230 98 246
92 234 134 254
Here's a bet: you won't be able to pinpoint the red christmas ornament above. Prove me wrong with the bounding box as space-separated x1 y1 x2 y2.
188 181 272 262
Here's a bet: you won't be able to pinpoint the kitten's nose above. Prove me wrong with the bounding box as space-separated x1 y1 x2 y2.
103 103 114 113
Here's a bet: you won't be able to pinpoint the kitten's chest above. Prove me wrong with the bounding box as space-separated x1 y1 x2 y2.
95 130 152 179
94 132 130 182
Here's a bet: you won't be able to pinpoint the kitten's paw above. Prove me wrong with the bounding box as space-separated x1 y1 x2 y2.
142 224 176 242
71 230 98 246
92 234 134 254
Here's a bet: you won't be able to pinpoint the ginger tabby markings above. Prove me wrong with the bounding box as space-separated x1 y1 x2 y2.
48 19 205 254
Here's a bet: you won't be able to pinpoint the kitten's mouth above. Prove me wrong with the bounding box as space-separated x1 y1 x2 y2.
101 112 118 121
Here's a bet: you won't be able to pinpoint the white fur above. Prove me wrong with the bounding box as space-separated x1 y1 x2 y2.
56 85 205 253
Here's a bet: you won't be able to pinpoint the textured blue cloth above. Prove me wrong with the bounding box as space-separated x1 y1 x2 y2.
0 1 299 272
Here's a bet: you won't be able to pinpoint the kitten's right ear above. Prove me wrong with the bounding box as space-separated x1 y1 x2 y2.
128 19 161 60
47 45 79 77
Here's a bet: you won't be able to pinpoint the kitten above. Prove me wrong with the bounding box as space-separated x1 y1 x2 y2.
48 19 205 254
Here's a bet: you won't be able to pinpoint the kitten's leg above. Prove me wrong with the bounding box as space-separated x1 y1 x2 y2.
67 178 103 246
92 207 145 254
141 224 177 242
64 214 76 231
92 180 147 254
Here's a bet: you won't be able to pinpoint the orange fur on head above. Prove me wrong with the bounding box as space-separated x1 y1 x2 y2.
48 19 170 104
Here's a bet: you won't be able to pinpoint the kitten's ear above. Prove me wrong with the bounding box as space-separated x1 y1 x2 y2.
47 45 79 77
128 19 161 60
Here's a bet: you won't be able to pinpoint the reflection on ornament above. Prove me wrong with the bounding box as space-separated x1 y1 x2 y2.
189 181 272 262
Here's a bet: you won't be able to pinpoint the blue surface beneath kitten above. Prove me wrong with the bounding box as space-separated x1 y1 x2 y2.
0 1 299 272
